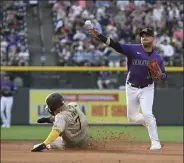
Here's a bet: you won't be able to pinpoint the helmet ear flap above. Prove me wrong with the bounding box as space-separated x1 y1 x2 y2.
48 108 55 116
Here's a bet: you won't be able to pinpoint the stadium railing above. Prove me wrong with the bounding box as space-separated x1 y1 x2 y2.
1 66 183 72
1 66 183 88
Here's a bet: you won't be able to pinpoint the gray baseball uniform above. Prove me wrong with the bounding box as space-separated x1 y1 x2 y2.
52 102 88 148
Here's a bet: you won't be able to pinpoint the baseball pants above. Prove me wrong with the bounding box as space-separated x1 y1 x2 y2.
126 83 160 144
1 96 13 127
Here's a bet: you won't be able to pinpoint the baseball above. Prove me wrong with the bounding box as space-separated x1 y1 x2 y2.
84 20 93 29
85 20 92 26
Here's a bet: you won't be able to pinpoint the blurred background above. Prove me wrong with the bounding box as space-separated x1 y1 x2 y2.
0 0 183 126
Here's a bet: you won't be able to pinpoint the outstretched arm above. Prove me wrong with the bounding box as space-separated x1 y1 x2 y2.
31 116 66 152
37 116 55 124
88 28 133 58
89 28 122 53
31 129 61 152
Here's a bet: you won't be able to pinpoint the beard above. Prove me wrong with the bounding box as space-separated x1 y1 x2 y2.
142 40 153 48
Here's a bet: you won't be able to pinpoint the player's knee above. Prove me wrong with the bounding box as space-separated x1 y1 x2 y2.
143 113 155 122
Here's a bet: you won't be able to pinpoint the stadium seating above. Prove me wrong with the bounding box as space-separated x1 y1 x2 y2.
50 0 183 67
1 1 29 66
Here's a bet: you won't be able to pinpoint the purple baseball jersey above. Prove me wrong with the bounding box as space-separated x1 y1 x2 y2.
120 44 166 85
1 81 16 97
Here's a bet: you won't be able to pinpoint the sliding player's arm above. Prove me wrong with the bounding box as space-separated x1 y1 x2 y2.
37 116 55 123
31 115 66 152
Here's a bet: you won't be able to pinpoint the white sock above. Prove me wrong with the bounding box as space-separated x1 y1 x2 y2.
146 116 160 144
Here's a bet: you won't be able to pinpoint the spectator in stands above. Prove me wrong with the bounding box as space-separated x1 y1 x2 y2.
73 29 86 41
17 46 29 63
14 0 25 9
152 2 164 24
6 10 17 29
1 36 8 66
49 0 183 67
159 39 175 66
86 45 100 66
15 8 25 22
29 0 38 16
73 46 86 66
1 1 29 66
108 49 121 67
157 31 171 44
40 55 46 66
1 36 8 55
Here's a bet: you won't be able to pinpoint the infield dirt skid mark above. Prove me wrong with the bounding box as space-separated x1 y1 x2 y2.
1 141 183 163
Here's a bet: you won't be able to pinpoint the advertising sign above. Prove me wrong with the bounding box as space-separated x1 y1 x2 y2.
29 90 130 124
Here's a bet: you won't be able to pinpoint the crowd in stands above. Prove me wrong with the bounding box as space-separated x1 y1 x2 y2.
1 0 29 66
50 0 183 67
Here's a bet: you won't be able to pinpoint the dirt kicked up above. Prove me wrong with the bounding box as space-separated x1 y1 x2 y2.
1 140 183 163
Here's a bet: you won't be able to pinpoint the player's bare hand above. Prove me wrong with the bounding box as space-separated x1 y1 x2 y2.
88 28 100 38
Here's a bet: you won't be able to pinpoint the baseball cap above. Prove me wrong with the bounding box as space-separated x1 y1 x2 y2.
45 93 64 112
139 28 155 37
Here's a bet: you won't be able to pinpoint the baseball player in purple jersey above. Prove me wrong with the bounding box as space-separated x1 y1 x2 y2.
87 23 166 150
1 75 16 128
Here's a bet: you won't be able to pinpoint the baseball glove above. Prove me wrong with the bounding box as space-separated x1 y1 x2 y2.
37 117 52 123
148 58 162 80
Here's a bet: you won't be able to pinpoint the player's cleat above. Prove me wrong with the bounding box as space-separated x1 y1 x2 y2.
1 124 6 128
1 124 10 128
150 143 162 150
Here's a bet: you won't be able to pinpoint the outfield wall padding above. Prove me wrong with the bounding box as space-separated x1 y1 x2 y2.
4 88 183 125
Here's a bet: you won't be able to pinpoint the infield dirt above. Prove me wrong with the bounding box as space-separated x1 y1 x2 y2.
1 140 183 163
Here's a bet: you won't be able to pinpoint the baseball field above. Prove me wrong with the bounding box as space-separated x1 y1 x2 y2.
1 125 183 163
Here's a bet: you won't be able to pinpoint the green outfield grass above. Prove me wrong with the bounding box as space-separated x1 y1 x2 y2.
1 125 183 143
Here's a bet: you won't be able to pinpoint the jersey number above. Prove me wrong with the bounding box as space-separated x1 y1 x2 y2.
75 116 81 130
70 106 82 130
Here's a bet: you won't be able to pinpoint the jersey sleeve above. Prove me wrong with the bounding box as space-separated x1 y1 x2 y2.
52 114 67 132
119 44 134 58
159 57 167 81
12 82 17 91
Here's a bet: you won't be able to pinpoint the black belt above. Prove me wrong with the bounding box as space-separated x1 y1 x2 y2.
2 94 13 97
127 82 150 89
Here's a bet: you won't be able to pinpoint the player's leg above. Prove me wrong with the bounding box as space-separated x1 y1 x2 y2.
97 79 103 89
4 97 13 128
47 136 66 150
0 97 7 127
139 83 161 150
73 133 89 149
126 84 146 126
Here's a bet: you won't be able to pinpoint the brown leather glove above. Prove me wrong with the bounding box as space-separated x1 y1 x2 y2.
148 58 162 80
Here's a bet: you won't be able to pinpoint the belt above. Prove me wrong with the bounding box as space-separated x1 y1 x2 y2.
127 82 150 89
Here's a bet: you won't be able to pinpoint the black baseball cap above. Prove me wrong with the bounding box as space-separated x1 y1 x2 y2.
139 28 155 37
45 93 64 112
